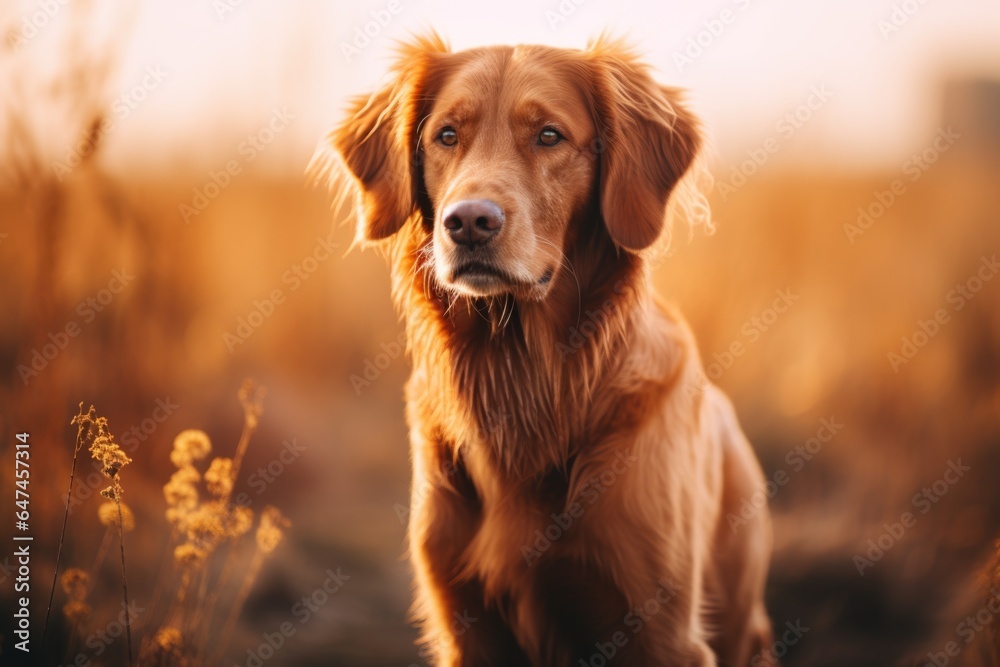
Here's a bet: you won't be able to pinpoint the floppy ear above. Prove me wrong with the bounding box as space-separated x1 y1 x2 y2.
588 42 702 251
331 35 448 241
333 85 414 241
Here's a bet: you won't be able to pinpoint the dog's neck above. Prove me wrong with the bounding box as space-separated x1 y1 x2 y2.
389 216 650 478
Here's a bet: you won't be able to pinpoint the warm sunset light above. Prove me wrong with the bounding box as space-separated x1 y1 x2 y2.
2 1 999 666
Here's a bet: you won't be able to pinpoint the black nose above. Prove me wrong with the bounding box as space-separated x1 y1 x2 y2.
442 199 505 246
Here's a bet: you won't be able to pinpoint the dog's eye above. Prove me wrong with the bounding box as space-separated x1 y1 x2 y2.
538 128 563 146
438 127 458 147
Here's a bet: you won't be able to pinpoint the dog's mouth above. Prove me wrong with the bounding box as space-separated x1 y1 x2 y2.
448 262 520 295
452 262 515 282
446 261 554 298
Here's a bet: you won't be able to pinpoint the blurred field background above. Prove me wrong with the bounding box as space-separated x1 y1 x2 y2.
1 0 999 665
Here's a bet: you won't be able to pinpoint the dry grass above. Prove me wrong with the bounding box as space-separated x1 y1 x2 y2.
43 381 289 667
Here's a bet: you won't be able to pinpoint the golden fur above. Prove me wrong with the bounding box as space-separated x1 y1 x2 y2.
321 33 775 666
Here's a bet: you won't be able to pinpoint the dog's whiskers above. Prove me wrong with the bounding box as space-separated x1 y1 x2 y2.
535 237 582 326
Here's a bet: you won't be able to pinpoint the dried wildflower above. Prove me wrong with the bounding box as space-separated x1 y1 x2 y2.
85 414 134 662
170 429 212 468
256 506 290 554
227 505 254 539
99 501 135 532
216 503 288 662
164 465 200 528
185 502 227 554
90 433 131 480
176 464 201 484
104 459 122 478
165 508 187 529
60 568 89 601
62 600 92 624
164 465 200 502
149 626 186 665
70 404 98 433
163 484 197 510
45 405 98 645
204 457 234 498
228 380 266 482
238 380 266 431
173 543 207 571
60 566 91 624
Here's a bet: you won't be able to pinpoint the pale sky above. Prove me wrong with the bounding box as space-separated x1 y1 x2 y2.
6 0 1000 175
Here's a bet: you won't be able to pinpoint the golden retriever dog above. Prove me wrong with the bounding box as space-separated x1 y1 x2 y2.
323 33 775 666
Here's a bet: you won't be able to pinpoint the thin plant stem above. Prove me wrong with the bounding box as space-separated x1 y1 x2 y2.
190 548 227 644
228 414 258 501
90 525 113 578
61 620 81 666
226 380 265 505
184 563 210 637
43 406 90 647
212 549 265 664
146 527 179 630
192 538 245 658
164 568 196 629
116 496 134 666
230 421 254 483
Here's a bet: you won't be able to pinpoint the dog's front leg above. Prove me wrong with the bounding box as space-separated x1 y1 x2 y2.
407 436 531 667
588 494 718 667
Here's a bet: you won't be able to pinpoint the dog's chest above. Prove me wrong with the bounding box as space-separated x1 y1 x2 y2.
457 445 635 656
460 446 608 592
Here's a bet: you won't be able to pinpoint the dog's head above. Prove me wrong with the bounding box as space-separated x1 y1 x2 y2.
328 34 701 301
